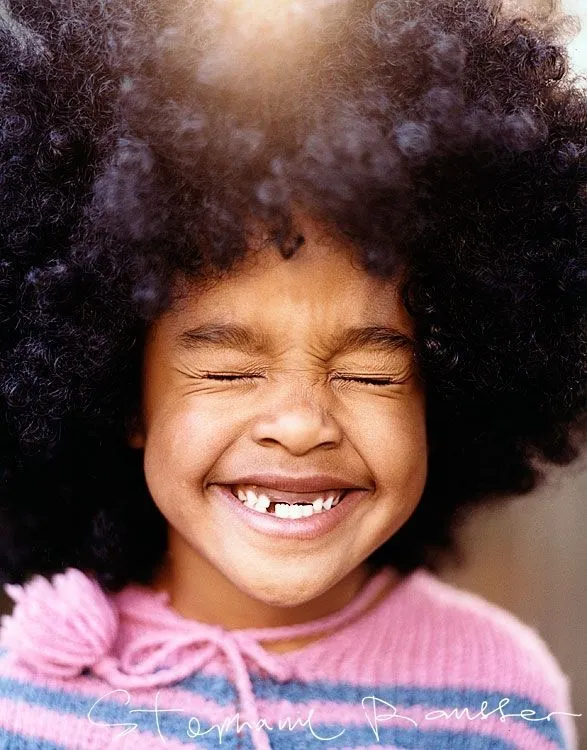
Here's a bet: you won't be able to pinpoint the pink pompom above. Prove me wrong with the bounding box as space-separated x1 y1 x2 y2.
0 568 119 678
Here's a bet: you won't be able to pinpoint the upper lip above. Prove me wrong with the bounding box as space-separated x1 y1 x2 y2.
216 474 367 493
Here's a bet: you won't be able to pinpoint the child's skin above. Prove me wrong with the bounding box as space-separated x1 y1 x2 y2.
129 213 428 651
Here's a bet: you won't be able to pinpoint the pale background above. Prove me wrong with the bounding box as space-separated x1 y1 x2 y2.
0 0 585 747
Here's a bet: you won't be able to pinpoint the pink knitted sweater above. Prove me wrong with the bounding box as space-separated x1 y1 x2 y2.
0 565 579 749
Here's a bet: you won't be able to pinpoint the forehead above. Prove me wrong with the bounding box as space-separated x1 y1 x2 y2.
154 215 413 348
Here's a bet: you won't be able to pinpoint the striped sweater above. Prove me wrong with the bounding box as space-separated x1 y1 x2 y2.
0 565 578 749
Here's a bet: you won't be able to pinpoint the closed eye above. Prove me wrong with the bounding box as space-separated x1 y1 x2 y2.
333 376 408 386
201 373 262 381
197 373 409 385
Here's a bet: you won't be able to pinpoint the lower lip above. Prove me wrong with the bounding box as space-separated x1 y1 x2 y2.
210 484 369 541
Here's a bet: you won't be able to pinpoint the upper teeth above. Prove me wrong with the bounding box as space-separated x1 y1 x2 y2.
233 486 343 517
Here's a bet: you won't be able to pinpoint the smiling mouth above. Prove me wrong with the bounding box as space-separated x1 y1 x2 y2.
228 484 348 517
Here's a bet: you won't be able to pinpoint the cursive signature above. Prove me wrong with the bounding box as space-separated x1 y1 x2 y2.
86 690 582 744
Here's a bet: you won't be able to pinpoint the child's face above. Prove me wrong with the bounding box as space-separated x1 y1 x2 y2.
130 214 427 607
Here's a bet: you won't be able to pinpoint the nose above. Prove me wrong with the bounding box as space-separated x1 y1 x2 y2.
250 382 342 456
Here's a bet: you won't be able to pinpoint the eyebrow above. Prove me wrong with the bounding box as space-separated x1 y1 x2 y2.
175 322 414 356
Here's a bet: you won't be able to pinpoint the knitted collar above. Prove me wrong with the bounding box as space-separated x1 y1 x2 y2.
1 565 398 750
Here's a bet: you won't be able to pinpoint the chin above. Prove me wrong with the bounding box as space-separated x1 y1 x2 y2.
236 571 328 609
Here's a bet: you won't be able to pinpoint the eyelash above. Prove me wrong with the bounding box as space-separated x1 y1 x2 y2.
201 373 402 386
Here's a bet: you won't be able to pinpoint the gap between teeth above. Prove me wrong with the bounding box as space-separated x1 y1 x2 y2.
234 488 343 517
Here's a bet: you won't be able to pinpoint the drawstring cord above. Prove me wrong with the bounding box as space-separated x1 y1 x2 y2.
91 620 291 750
2 565 396 750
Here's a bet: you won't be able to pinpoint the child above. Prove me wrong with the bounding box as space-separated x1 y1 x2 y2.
0 0 585 748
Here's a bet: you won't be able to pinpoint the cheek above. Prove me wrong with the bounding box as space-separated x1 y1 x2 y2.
141 399 234 496
351 397 428 491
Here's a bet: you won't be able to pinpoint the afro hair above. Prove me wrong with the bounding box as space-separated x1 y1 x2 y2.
0 0 585 591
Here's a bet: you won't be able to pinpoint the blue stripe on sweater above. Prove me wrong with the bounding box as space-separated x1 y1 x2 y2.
0 729 69 749
248 675 569 746
0 660 568 748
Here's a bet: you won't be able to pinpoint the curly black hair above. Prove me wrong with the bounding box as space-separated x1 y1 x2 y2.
0 0 585 592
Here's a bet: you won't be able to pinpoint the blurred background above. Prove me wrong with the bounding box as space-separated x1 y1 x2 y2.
0 0 585 746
